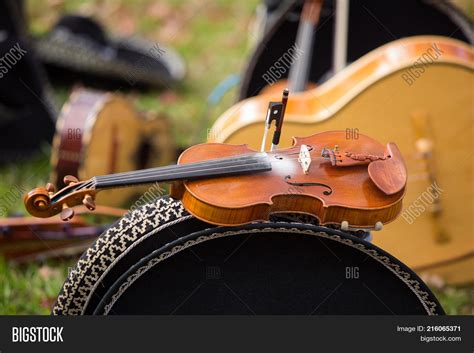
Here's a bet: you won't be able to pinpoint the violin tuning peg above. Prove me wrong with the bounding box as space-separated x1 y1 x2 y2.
46 183 56 193
63 175 79 185
60 206 74 221
82 194 96 211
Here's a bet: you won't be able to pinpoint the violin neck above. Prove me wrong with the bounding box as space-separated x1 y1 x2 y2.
288 0 323 92
92 153 272 190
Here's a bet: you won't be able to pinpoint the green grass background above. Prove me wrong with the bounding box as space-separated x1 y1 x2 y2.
0 0 472 314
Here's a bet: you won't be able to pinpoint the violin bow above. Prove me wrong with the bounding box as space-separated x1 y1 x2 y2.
260 88 289 152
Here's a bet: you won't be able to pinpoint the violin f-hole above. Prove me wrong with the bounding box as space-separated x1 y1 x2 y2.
284 175 333 196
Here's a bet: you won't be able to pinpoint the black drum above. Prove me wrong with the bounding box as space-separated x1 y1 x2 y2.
240 0 472 99
53 197 444 315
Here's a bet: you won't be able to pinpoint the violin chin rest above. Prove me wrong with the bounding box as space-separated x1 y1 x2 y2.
368 143 407 195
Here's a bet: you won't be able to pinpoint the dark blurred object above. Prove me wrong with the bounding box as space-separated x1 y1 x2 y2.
34 15 186 90
52 197 445 315
241 0 472 99
0 0 56 163
253 0 294 38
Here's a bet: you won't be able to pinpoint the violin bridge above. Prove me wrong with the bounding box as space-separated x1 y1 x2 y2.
298 144 312 174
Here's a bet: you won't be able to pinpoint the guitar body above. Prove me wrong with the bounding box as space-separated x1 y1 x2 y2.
209 36 474 284
259 80 317 96
51 88 175 206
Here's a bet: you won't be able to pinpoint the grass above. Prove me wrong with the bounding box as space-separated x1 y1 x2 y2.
1 0 473 315
0 258 76 315
432 287 474 315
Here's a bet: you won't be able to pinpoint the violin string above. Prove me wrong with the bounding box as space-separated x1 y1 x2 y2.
71 148 346 192
73 159 257 191
71 160 256 191
93 151 326 185
93 161 272 188
94 157 334 191
93 156 265 183
73 154 335 191
79 147 296 185
87 146 320 183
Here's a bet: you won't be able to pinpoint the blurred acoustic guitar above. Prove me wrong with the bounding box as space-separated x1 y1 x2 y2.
50 88 175 207
208 36 474 285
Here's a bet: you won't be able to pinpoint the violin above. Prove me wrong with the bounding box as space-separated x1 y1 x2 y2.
25 129 407 230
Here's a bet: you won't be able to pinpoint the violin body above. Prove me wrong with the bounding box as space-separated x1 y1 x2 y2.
173 131 405 227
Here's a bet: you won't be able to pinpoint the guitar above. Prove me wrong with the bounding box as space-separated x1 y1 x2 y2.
208 35 474 284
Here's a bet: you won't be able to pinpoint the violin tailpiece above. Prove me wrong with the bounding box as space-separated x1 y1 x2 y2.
322 143 407 195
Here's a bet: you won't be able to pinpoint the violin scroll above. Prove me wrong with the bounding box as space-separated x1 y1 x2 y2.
23 175 97 221
24 188 51 217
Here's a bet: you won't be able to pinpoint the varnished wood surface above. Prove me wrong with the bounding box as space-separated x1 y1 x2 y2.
368 143 407 195
179 131 405 227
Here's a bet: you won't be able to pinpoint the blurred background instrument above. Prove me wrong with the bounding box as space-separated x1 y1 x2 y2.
0 205 125 263
259 0 323 95
242 0 472 99
51 87 175 207
34 14 186 89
